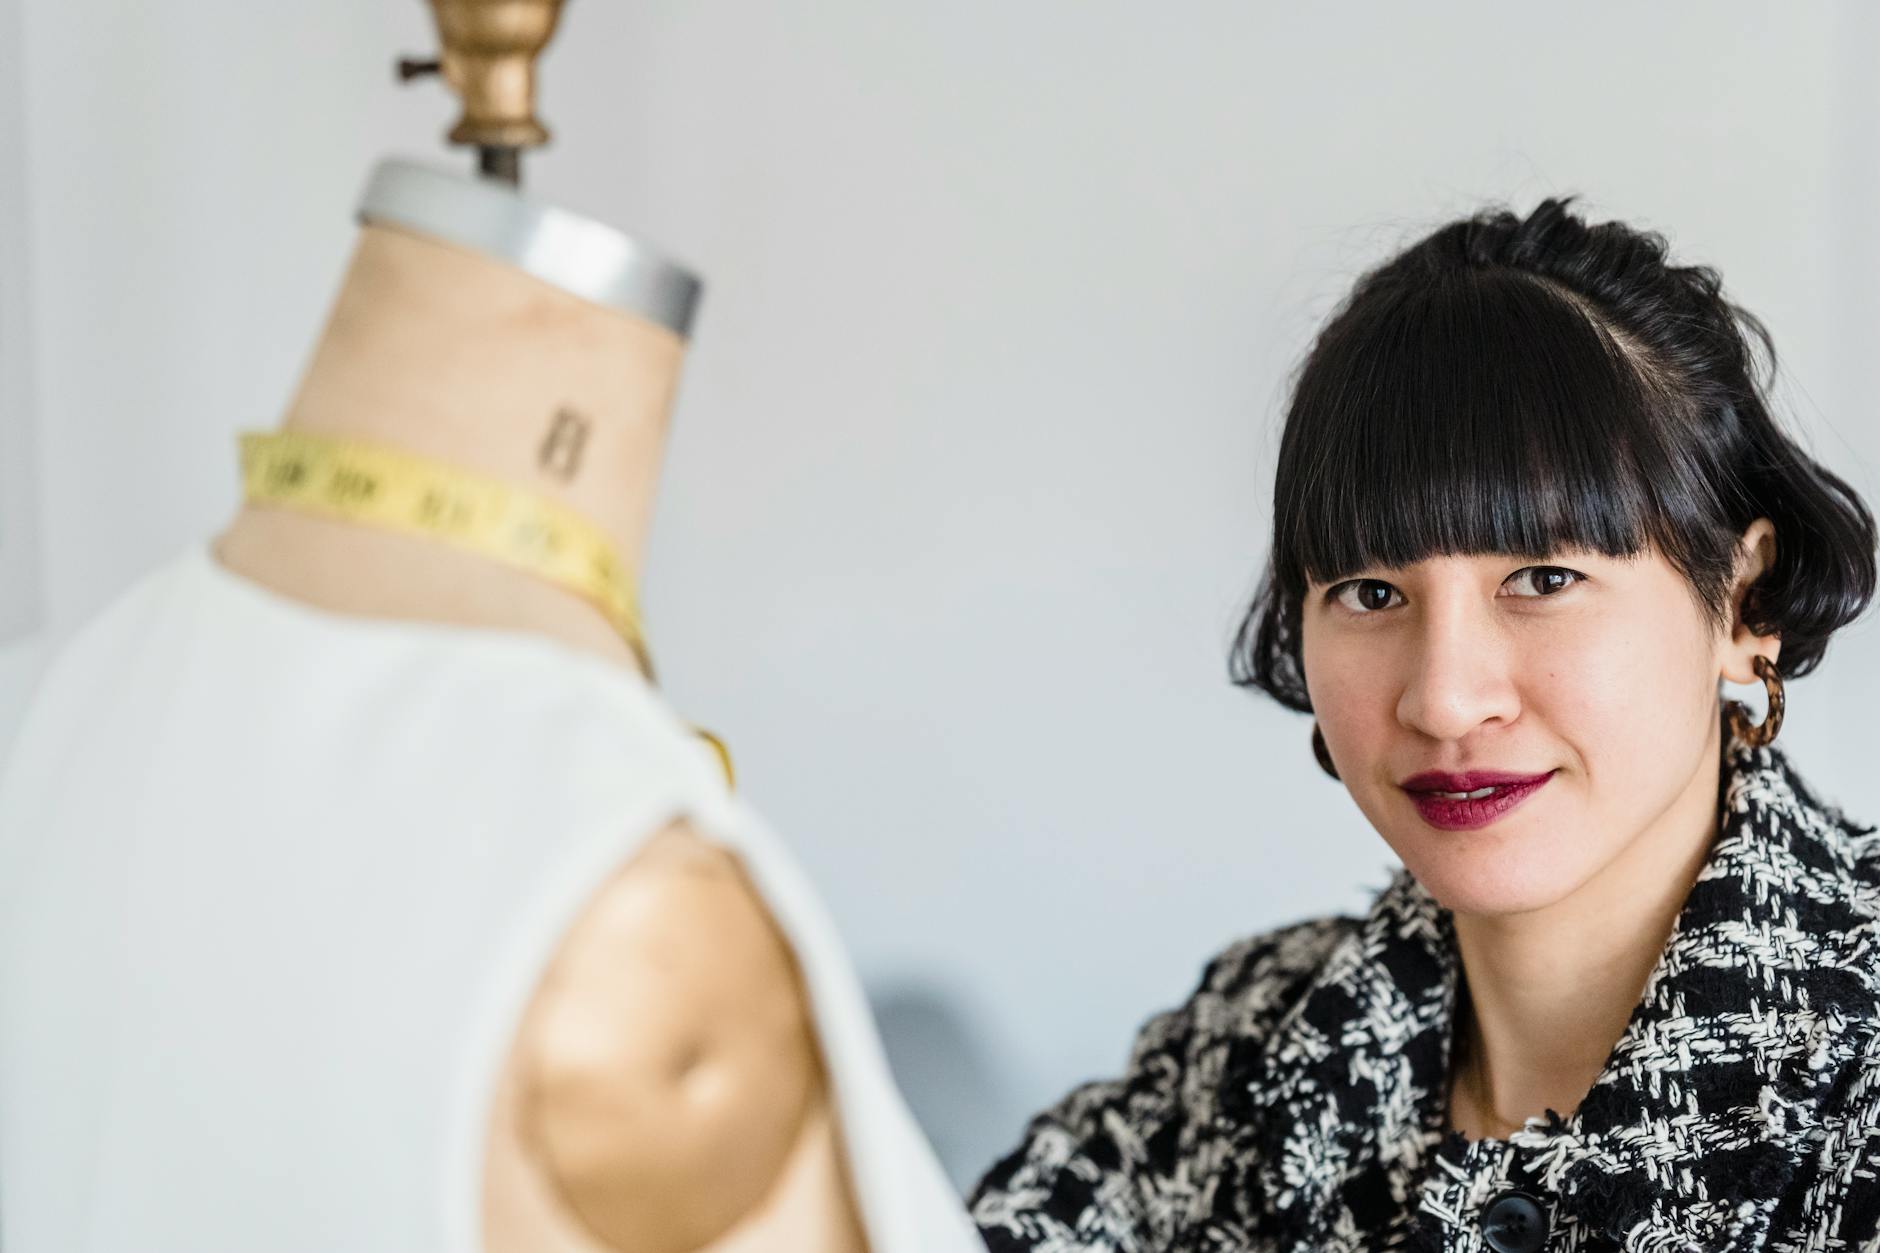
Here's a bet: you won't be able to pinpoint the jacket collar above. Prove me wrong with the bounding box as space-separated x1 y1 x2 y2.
1235 713 1880 1253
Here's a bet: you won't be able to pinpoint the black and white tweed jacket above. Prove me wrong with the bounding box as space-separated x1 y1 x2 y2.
969 729 1880 1252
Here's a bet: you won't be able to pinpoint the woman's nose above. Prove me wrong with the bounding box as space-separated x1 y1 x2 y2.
1394 621 1521 744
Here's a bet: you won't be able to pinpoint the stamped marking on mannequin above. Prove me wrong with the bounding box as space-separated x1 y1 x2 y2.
538 407 591 481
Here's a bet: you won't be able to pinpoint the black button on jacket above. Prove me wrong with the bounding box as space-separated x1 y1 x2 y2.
969 727 1880 1252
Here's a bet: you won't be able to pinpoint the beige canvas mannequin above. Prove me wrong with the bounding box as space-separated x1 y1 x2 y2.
212 179 870 1251
213 5 873 1246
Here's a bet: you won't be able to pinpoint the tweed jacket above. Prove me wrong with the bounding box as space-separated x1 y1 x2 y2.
969 728 1880 1252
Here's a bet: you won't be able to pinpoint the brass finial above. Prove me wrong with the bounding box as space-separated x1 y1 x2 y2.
398 0 569 186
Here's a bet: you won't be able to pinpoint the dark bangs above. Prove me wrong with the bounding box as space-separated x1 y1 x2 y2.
1280 268 1738 597
1233 198 1876 717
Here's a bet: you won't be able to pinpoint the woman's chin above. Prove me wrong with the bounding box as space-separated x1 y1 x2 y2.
1394 834 1588 919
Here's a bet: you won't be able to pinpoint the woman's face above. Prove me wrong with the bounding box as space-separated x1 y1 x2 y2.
1300 521 1775 918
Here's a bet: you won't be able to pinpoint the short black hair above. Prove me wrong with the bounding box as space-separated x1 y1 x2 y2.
1230 196 1877 714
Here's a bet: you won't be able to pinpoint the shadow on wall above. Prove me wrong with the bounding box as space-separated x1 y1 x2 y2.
868 975 1024 1195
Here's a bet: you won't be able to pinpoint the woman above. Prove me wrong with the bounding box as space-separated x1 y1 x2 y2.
968 198 1880 1253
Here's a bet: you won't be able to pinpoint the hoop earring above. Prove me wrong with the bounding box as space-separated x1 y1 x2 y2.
1725 653 1785 748
1312 721 1340 781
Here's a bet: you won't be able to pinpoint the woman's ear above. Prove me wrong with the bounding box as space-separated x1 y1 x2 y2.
1720 517 1780 684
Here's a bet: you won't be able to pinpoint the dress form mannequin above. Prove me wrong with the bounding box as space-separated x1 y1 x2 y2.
211 162 869 1252
0 5 981 1248
225 10 869 1242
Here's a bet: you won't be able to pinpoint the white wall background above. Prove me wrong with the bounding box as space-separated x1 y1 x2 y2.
0 0 41 643
7 0 1880 1187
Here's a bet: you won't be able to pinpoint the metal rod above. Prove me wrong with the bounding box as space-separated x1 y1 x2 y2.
478 145 522 187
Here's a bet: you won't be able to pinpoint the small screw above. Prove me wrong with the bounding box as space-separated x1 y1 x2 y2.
396 56 442 82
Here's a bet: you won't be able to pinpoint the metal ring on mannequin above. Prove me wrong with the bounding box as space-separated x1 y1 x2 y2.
355 157 703 337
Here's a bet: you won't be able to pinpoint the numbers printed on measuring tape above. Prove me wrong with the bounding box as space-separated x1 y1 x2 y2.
236 428 736 788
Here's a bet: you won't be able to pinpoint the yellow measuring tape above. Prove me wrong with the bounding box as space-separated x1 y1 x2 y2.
237 428 734 788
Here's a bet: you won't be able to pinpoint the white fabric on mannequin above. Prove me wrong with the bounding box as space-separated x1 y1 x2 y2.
0 538 980 1253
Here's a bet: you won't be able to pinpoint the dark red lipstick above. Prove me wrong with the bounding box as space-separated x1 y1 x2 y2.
1398 768 1557 831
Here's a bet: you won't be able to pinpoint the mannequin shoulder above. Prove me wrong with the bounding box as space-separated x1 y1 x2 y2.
501 819 838 1251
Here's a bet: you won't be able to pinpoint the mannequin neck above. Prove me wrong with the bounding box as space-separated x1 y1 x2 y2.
213 220 686 673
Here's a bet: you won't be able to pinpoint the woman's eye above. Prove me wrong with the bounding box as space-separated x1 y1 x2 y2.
1505 566 1585 598
1329 579 1401 614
